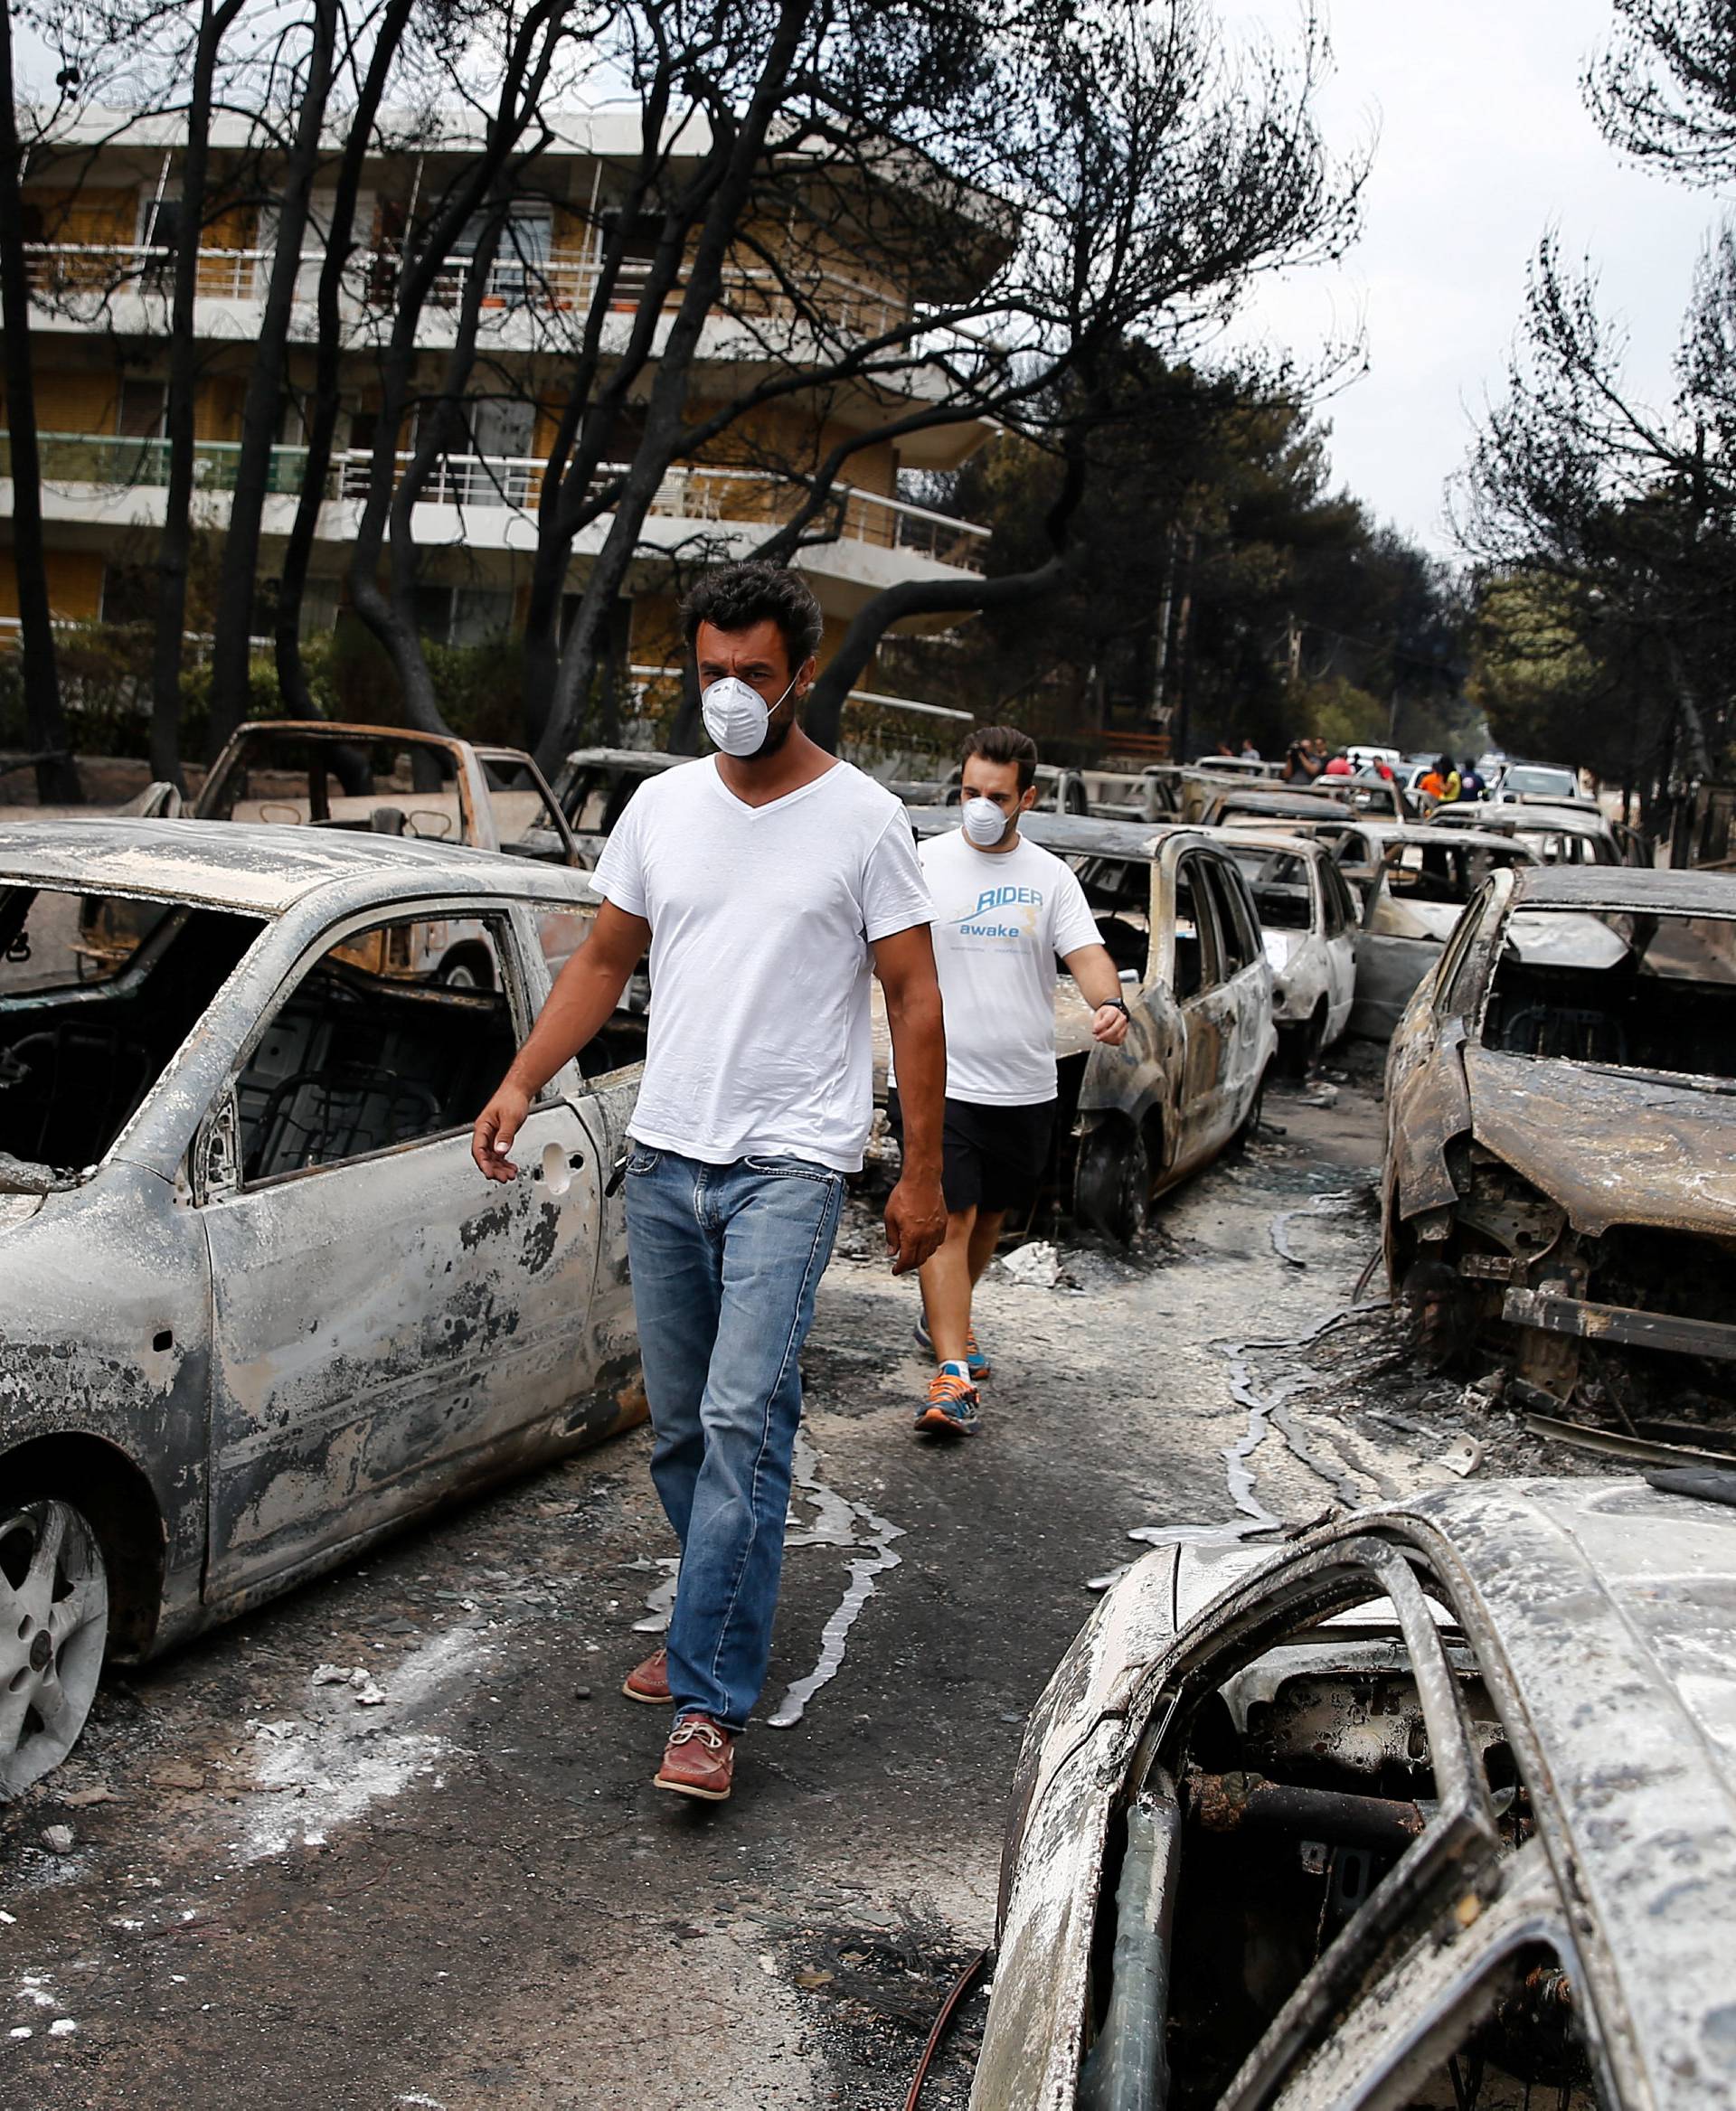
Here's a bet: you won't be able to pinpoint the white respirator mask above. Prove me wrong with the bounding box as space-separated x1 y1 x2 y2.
960 796 1010 847
700 672 798 759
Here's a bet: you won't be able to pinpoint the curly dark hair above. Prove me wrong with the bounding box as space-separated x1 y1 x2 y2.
680 562 824 675
961 723 1040 793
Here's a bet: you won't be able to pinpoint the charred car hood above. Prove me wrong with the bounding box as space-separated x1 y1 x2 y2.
1465 1046 1736 1238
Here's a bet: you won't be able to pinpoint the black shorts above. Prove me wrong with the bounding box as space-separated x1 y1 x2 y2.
888 1091 1057 1215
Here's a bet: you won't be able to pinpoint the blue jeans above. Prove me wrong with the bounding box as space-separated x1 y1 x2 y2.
624 1145 845 1730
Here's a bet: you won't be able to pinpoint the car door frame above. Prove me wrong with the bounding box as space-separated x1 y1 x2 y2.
1314 848 1360 1041
1199 848 1277 1143
1159 842 1239 1175
1382 872 1514 1243
189 886 623 1608
1074 848 1187 1183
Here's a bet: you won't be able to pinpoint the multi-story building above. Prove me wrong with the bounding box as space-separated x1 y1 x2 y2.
2 106 996 744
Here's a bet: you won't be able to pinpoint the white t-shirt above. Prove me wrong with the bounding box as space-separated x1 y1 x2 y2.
593 757 933 1172
908 825 1102 1106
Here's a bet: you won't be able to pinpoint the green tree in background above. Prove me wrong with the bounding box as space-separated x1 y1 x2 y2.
885 358 1467 762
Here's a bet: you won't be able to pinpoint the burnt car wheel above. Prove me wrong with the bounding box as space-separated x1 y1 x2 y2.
1076 1124 1149 1244
1400 1256 1478 1371
1278 1004 1326 1079
1229 1070 1268 1155
0 1501 109 1798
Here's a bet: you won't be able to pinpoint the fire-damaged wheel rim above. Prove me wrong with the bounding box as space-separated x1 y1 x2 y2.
1076 1126 1149 1245
0 1502 109 1798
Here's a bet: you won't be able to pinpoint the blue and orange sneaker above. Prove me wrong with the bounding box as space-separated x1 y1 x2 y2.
916 1364 981 1437
913 1312 990 1381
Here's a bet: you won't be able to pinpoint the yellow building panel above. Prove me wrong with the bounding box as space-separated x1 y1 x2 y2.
53 551 106 620
0 551 105 624
16 367 122 438
22 185 139 248
628 593 684 671
533 392 570 459
196 205 259 297
194 378 247 445
550 208 591 305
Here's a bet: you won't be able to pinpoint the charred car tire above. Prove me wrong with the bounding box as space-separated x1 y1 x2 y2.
0 1500 109 1798
1400 1257 1478 1371
1229 1071 1268 1156
1278 1004 1326 1079
1076 1123 1150 1245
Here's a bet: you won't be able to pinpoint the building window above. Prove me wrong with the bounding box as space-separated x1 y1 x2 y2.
454 204 553 306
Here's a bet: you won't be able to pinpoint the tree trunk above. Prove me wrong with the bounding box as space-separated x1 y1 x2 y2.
208 0 335 752
150 0 245 787
0 24 81 803
668 660 703 755
805 556 1071 753
803 433 1092 751
274 0 416 719
533 0 817 769
345 0 571 733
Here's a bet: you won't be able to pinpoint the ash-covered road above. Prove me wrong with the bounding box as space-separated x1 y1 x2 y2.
0 1060 1554 2111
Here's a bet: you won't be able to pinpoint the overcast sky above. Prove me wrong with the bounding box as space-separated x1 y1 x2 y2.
1225 0 1722 557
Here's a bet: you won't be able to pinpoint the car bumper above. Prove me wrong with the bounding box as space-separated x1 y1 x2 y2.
1502 1286 1736 1363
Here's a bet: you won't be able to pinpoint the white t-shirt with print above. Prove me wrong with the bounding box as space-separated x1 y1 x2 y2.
910 825 1103 1106
593 757 933 1173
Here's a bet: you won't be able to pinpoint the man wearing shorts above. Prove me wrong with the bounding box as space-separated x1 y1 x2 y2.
472 562 947 1800
890 726 1129 1436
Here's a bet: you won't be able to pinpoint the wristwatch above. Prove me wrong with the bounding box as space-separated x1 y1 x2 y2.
1103 998 1129 1017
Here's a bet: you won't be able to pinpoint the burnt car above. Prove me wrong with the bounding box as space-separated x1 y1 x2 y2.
0 821 642 1797
884 762 1095 815
1245 822 1537 1041
190 721 581 865
884 812 1275 1242
98 721 586 990
1205 831 1361 1074
551 745 684 853
1188 777 1408 829
1382 865 1736 1441
975 1477 1736 2111
1429 799 1646 870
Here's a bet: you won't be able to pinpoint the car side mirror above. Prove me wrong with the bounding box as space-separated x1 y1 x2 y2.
193 1088 241 1203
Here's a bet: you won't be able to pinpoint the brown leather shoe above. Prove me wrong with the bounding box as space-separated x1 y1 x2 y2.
622 1645 670 1704
655 1714 734 1802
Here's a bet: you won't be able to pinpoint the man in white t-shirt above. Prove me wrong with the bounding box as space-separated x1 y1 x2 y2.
470 563 947 1804
889 726 1128 1436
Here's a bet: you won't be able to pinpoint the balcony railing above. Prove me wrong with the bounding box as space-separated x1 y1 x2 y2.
416 251 910 337
12 431 312 495
336 454 988 570
4 433 990 574
0 615 274 658
23 242 280 302
24 240 912 338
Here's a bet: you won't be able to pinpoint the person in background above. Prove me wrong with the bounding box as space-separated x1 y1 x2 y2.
1434 754 1463 803
1323 750 1354 777
1240 736 1260 759
1283 737 1324 783
888 726 1129 1437
471 561 948 1804
1459 758 1486 800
